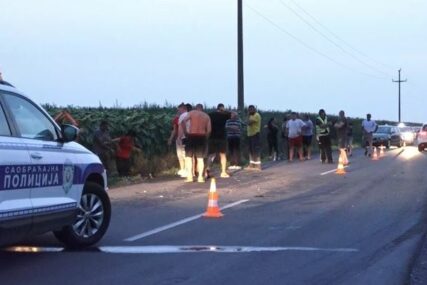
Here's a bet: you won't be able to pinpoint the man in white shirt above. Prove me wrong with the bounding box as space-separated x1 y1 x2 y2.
361 113 378 157
286 112 306 161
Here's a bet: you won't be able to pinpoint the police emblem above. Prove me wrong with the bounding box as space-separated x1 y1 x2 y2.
63 163 74 193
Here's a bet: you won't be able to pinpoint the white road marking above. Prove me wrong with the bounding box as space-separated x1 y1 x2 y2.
3 245 359 254
124 199 250 242
100 245 358 254
320 166 349 176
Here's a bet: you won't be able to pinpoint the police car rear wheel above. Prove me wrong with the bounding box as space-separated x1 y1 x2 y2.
53 182 111 248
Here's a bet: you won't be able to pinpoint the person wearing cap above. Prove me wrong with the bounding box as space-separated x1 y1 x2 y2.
362 113 378 157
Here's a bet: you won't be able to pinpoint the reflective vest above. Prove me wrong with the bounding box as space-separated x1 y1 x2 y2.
316 116 329 137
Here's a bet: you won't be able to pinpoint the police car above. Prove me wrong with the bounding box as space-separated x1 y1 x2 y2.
0 82 111 248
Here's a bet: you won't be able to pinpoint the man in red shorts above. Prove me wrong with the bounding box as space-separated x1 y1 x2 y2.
286 112 305 162
181 104 211 183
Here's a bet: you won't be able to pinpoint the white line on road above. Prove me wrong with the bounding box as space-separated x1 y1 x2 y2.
320 166 349 176
124 199 250 242
100 245 359 254
3 245 359 254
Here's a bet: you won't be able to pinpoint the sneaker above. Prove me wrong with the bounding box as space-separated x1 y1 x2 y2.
185 177 194 183
234 165 242 170
220 172 230 178
197 177 205 183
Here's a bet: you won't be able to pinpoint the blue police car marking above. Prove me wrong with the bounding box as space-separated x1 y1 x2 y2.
0 163 104 191
0 202 77 221
1 164 62 191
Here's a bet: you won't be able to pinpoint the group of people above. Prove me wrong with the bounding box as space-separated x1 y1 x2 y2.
168 103 263 183
169 104 380 183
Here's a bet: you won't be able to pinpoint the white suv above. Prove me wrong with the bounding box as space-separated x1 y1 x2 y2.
416 123 427 152
0 82 111 248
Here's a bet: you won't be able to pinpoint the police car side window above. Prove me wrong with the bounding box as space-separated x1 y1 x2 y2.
3 94 58 141
0 103 11 136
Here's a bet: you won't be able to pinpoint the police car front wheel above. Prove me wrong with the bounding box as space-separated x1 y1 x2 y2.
53 182 111 248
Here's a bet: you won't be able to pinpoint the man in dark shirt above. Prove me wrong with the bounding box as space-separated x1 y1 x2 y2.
207 103 231 178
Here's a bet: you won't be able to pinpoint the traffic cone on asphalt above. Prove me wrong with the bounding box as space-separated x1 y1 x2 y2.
203 178 223 218
372 147 379 161
336 153 346 175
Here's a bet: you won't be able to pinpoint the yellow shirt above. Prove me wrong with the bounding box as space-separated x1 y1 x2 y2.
247 112 261 136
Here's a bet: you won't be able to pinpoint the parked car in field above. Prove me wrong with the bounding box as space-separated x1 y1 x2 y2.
416 124 427 152
0 82 111 248
373 125 403 148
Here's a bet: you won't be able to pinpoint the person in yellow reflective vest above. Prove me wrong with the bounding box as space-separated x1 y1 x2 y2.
315 109 333 164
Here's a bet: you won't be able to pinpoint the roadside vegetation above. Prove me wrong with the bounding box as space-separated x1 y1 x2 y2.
44 103 405 181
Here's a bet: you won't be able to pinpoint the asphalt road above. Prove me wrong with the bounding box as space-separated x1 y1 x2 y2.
1 146 426 285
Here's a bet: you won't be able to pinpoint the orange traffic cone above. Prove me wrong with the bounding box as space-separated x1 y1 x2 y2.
203 178 223 218
372 147 379 161
336 153 346 175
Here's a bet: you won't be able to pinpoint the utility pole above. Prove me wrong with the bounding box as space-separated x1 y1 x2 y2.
392 69 407 123
237 0 244 112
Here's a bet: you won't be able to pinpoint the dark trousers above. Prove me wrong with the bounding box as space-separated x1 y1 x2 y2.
116 157 131 176
318 135 333 162
227 137 241 166
268 137 279 156
248 133 261 164
282 136 289 160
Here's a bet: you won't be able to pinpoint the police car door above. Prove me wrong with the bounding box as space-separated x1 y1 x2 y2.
0 94 33 244
2 93 79 228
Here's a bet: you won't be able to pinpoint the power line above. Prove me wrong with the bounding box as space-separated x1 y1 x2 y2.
245 3 387 80
277 0 391 78
287 0 397 74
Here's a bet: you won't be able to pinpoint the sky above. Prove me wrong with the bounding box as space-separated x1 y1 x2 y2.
1 0 426 122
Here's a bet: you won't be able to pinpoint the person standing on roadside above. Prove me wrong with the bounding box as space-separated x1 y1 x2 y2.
346 121 354 157
316 109 333 164
181 104 211 183
246 105 262 170
225 111 243 169
168 103 187 178
114 130 137 177
286 112 305 162
265 117 279 161
207 103 231 178
334 110 349 165
302 114 314 160
362 113 378 157
281 115 290 160
93 120 114 173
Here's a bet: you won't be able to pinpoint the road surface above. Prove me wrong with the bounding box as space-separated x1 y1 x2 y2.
1 146 426 285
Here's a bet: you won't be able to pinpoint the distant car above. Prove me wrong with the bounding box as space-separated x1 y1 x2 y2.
373 125 403 148
0 82 111 248
399 126 416 145
416 123 427 152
